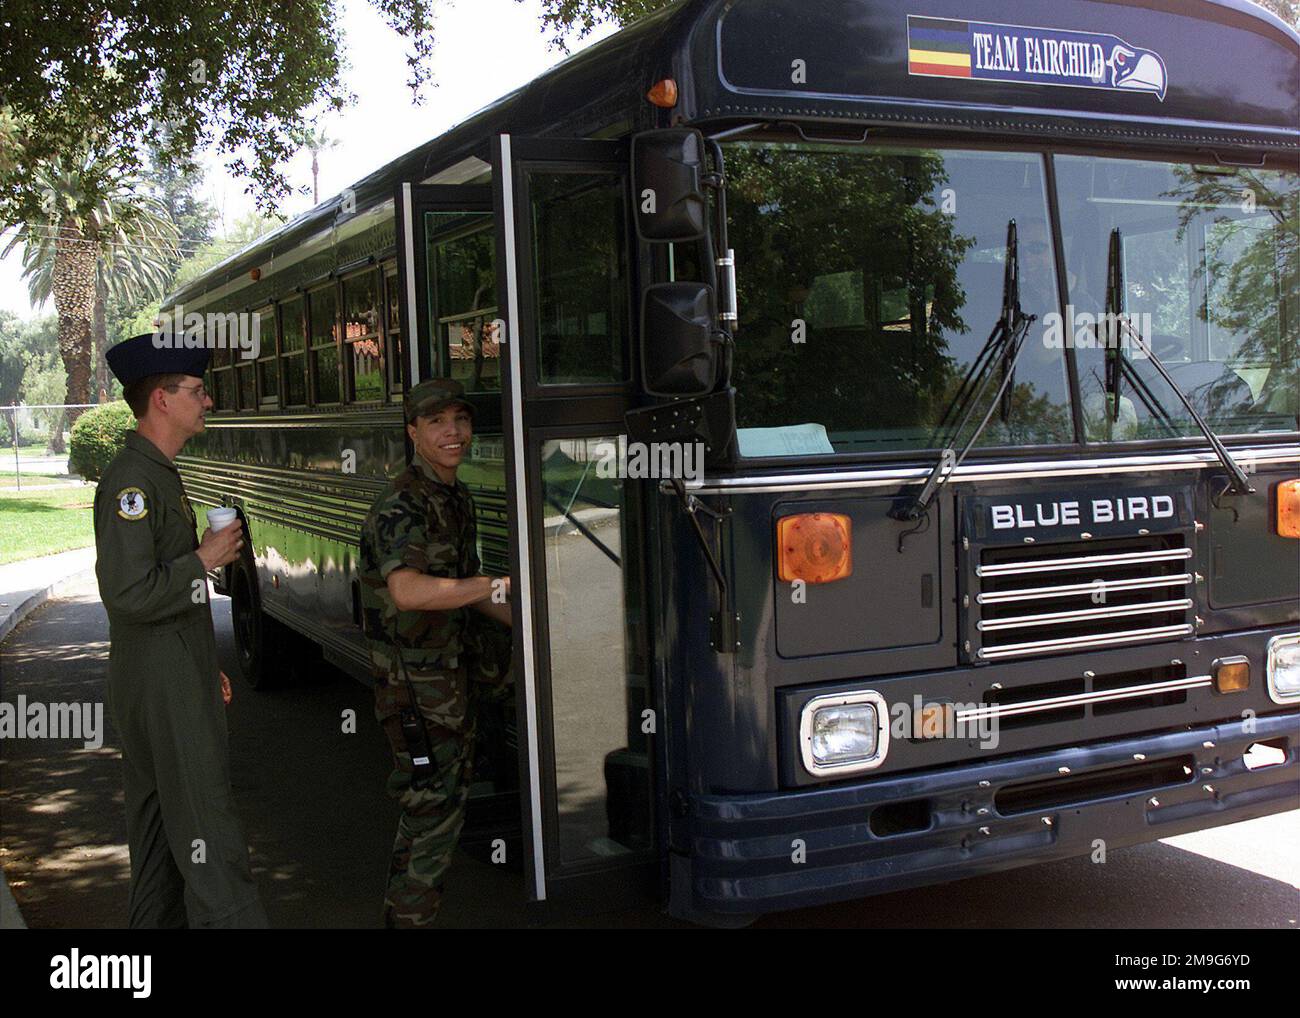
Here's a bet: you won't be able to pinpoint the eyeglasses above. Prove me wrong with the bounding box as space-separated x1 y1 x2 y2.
165 383 208 399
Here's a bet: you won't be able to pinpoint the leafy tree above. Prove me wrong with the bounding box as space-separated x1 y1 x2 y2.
0 1 440 221
118 212 285 340
530 0 669 45
0 311 27 406
146 128 217 271
91 138 220 396
1248 0 1300 29
13 314 67 449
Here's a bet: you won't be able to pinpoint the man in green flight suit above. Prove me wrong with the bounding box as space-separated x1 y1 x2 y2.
359 378 512 928
96 333 268 928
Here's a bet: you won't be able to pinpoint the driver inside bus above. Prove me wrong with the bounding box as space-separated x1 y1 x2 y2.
358 377 513 928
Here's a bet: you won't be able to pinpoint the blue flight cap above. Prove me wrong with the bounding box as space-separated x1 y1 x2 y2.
106 333 212 386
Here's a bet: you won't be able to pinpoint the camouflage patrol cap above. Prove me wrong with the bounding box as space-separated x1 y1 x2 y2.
404 378 474 423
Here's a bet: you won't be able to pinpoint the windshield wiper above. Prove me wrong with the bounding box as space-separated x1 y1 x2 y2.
1097 232 1179 437
892 220 1038 521
1102 228 1254 496
1104 229 1126 425
1101 229 1178 432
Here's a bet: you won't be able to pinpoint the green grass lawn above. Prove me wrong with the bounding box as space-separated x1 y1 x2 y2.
0 485 97 565
3 444 62 457
0 471 76 488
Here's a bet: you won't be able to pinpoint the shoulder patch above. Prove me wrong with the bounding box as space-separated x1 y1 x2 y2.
116 487 149 521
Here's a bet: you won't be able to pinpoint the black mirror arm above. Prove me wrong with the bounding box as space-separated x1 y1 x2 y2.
703 139 738 342
668 476 729 597
703 138 729 253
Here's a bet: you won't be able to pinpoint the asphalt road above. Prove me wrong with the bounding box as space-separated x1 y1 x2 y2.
1 574 1296 929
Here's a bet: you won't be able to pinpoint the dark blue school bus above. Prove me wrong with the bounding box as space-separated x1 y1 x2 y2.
164 0 1299 922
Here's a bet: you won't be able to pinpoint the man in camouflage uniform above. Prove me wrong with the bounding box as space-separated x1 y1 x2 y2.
358 378 512 928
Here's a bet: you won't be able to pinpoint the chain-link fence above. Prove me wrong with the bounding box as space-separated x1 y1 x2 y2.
1 404 98 492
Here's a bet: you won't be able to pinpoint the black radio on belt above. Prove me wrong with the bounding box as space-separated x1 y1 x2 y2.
393 650 437 790
399 705 437 789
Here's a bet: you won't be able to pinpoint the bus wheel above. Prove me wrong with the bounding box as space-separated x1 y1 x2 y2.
230 557 292 690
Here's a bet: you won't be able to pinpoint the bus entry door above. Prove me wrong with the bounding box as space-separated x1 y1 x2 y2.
491 135 655 905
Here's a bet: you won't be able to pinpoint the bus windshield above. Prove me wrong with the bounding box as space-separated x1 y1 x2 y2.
724 142 1071 458
1055 156 1300 441
723 142 1300 458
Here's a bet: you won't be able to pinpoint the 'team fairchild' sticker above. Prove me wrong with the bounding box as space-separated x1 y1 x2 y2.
906 15 1168 101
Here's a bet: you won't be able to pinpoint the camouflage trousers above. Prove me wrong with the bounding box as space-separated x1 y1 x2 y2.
374 659 484 928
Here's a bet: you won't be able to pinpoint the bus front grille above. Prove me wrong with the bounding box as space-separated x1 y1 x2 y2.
972 536 1194 662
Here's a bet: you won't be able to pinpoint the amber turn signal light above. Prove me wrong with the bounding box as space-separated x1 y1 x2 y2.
646 79 678 108
777 513 852 584
1213 656 1250 694
913 702 955 740
1278 479 1300 538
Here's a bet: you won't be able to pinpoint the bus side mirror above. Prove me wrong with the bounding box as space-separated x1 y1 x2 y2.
632 129 708 241
642 282 718 397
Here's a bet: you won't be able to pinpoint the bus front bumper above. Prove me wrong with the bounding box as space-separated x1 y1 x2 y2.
676 712 1299 917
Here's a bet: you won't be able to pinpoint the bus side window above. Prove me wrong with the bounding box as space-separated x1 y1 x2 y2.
280 296 308 406
309 284 341 405
234 327 256 411
383 266 404 395
256 306 279 407
428 223 499 392
342 269 384 403
210 330 235 411
529 171 628 386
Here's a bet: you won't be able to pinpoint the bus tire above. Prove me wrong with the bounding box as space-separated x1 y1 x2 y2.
229 554 293 690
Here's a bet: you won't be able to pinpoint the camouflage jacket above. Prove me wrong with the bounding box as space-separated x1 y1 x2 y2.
358 454 480 683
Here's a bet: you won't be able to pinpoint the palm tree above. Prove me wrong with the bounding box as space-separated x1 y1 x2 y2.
296 127 340 205
2 152 179 437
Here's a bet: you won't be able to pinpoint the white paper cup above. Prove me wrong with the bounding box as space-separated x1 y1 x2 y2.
206 507 238 532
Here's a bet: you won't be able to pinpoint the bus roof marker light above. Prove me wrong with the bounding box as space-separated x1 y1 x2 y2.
646 79 678 108
777 512 852 584
1277 479 1300 538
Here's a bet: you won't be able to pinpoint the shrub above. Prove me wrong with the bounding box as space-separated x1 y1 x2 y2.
69 401 135 481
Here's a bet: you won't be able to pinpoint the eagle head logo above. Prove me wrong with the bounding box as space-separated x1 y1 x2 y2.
1108 43 1168 101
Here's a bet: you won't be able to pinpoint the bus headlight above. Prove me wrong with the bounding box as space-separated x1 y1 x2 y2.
800 691 889 777
1266 634 1300 704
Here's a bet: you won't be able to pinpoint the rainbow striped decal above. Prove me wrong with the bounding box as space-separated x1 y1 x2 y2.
907 16 973 78
905 14 1169 101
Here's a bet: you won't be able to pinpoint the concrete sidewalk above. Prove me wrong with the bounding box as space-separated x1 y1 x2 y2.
0 546 98 644
1 869 26 929
1 545 98 930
